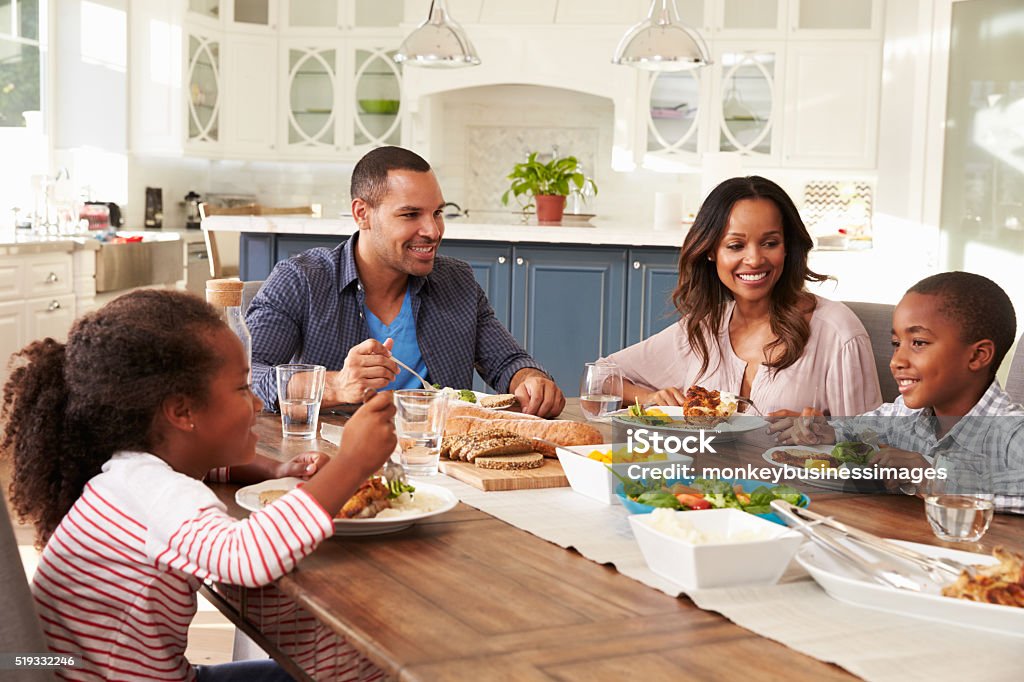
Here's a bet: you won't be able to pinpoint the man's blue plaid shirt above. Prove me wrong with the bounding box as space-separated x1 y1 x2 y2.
246 232 546 407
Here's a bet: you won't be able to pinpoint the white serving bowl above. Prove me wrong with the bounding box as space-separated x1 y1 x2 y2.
628 508 803 590
556 444 693 505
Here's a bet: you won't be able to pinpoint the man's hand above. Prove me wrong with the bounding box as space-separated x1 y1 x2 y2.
273 451 331 479
765 408 835 445
323 338 399 406
510 368 565 418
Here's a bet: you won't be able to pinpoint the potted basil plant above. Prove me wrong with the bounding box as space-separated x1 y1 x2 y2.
500 153 598 224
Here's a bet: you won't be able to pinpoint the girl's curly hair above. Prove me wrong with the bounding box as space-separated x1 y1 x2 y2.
1 289 226 546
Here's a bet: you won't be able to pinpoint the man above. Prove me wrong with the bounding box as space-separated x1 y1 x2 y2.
247 146 565 417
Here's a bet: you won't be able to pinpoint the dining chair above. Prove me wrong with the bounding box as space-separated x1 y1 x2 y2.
1006 334 1024 404
843 301 899 403
241 280 264 315
0 501 55 681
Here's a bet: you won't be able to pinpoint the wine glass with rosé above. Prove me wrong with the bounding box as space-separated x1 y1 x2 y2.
579 361 623 421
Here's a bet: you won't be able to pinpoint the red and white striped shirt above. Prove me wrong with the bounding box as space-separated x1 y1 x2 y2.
32 451 334 681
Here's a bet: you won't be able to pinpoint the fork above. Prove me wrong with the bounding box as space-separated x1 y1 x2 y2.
734 395 762 416
363 387 408 487
389 355 436 392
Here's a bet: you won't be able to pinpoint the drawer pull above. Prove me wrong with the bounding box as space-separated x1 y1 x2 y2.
516 257 524 266
48 300 62 312
497 256 506 264
633 261 641 269
46 272 59 283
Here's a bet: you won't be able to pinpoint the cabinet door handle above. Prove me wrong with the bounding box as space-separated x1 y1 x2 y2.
497 256 506 264
47 300 62 312
46 272 59 283
633 261 641 269
516 257 524 266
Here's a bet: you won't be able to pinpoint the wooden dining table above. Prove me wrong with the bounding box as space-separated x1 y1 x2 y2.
205 400 1024 682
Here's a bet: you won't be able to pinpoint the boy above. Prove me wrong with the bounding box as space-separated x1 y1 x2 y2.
768 272 1024 512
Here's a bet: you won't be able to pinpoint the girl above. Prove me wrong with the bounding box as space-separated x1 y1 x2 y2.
1 289 396 681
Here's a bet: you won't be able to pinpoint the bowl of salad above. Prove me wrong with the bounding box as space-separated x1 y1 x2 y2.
615 476 809 525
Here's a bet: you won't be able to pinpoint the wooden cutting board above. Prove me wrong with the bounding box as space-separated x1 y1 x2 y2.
439 454 568 491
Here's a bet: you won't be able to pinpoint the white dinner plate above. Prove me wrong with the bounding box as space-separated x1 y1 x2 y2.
235 478 458 536
760 445 870 491
797 539 1023 637
611 405 767 442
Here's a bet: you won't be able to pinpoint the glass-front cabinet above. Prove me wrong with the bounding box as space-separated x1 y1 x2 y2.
350 44 402 150
285 45 339 151
645 70 706 162
186 29 221 146
714 46 780 159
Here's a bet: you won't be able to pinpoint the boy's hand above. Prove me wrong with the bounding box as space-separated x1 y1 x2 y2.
766 408 835 445
274 451 331 479
869 445 930 492
336 391 398 481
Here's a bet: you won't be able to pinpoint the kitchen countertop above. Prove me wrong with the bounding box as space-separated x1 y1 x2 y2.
0 229 187 256
202 214 688 248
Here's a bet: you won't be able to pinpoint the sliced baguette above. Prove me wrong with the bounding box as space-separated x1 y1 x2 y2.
474 453 545 470
443 417 604 457
448 404 542 421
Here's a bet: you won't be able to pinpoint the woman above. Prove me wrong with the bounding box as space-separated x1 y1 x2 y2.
605 176 882 417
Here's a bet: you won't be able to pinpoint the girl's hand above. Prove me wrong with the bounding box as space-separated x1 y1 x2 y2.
274 451 331 479
336 391 398 481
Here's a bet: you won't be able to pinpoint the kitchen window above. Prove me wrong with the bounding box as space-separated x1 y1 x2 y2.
0 0 42 128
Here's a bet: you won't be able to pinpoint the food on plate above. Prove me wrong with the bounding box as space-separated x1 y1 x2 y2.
258 489 289 506
831 441 874 465
474 453 545 470
434 385 478 403
586 447 667 464
942 547 1024 607
681 385 736 427
448 404 541 421
443 416 603 457
441 429 535 461
771 448 842 469
616 474 806 515
480 393 518 409
621 400 673 426
338 476 417 519
644 508 777 544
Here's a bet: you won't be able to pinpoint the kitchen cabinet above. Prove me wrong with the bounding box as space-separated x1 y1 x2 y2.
282 41 342 154
348 42 403 152
509 247 627 395
626 249 680 346
437 243 512 328
185 25 222 150
223 34 278 154
0 251 76 386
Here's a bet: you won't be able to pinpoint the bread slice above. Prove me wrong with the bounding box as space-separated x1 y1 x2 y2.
479 394 518 409
463 435 534 462
474 453 545 470
443 417 604 457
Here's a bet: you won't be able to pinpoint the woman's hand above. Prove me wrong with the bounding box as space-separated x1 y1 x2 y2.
766 408 835 445
273 451 331 479
643 387 687 406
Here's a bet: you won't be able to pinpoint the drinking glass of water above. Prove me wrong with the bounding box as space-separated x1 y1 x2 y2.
579 361 623 421
393 389 449 477
276 364 326 439
923 449 994 543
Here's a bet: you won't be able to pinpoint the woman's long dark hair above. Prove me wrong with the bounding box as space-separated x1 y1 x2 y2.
672 176 828 380
1 289 225 546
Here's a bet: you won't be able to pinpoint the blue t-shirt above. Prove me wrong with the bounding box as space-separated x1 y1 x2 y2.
364 287 429 391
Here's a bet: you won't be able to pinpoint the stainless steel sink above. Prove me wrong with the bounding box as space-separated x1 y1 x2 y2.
94 232 184 293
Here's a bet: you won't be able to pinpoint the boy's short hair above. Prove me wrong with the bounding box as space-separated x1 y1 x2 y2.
908 272 1017 373
350 146 431 208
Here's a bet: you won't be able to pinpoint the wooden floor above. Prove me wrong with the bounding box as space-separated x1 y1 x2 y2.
3 462 235 666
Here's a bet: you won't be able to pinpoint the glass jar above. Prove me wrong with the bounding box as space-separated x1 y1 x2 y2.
205 278 252 375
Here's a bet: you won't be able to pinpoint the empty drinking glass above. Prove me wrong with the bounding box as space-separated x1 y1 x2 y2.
276 364 326 439
393 389 449 477
579 361 623 421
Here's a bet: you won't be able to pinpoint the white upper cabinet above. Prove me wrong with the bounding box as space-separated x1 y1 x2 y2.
712 0 787 37
222 35 278 155
788 0 883 39
713 44 783 162
348 43 403 151
782 41 880 168
283 43 341 154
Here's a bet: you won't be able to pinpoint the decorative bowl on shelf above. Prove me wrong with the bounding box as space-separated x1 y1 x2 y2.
358 99 400 115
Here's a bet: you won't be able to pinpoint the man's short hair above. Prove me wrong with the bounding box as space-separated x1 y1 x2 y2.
350 146 431 208
908 271 1017 372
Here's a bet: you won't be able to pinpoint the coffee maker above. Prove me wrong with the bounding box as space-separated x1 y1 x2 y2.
185 191 201 229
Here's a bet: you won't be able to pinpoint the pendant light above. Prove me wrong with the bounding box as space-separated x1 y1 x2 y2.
394 0 481 68
612 0 711 72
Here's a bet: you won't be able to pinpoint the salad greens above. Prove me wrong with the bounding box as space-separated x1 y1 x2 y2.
386 479 416 499
612 468 806 514
618 397 673 426
831 441 873 465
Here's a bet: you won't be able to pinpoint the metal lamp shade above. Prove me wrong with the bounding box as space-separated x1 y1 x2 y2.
613 0 711 72
394 0 480 68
